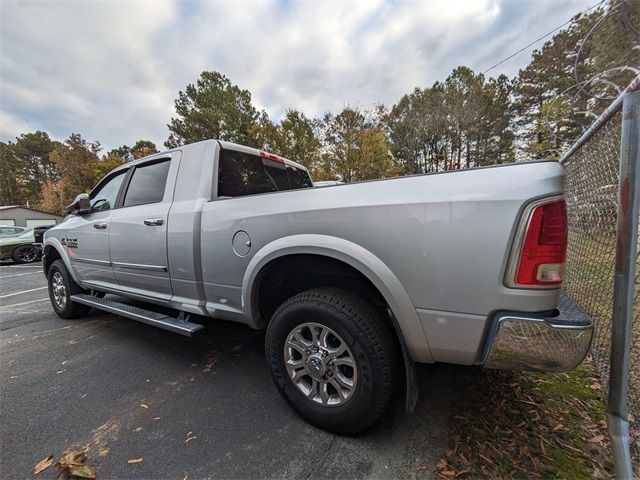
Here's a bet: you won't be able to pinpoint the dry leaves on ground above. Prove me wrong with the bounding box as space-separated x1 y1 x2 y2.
54 450 96 479
34 455 53 475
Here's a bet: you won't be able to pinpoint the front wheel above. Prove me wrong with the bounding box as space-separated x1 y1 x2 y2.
47 259 91 319
265 287 398 434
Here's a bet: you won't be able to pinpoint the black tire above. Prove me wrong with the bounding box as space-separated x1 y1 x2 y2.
12 244 40 264
265 287 398 434
47 259 91 319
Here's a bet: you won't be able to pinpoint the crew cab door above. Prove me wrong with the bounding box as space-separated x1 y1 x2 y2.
109 155 178 300
68 169 128 288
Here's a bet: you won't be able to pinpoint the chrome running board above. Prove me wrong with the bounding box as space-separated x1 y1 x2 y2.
70 294 204 337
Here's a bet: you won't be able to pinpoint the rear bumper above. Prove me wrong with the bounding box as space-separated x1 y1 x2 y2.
483 311 592 372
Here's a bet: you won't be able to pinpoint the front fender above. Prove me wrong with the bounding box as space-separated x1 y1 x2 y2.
43 238 79 284
241 234 433 363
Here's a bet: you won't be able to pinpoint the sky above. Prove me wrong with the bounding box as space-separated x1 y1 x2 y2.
0 0 593 152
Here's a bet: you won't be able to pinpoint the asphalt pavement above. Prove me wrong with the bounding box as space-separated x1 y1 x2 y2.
0 261 462 479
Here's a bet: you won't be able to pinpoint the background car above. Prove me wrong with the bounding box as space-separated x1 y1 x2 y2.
0 229 41 264
0 225 29 237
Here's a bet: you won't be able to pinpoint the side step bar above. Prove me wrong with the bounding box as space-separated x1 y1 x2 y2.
70 294 204 337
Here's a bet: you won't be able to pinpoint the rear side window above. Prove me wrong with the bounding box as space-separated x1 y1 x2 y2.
287 165 313 189
123 159 171 207
218 150 278 197
218 149 313 197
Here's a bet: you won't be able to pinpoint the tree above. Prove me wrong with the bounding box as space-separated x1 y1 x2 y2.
12 131 59 207
324 107 398 182
131 140 158 159
38 134 101 212
166 71 258 147
388 67 513 173
0 142 24 205
108 139 158 162
513 0 638 158
94 154 125 180
251 109 326 178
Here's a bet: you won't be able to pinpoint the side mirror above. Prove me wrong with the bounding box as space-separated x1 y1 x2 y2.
64 193 91 215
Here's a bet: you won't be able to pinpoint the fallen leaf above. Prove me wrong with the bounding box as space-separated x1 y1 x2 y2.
140 403 149 409
34 455 53 474
69 464 96 479
98 448 110 457
53 450 94 480
436 459 447 470
134 427 143 432
440 470 457 478
588 434 605 444
127 458 143 464
153 417 160 421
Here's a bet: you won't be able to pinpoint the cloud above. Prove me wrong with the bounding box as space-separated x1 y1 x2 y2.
0 0 592 151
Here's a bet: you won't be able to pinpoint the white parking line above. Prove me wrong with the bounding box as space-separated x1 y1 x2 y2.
0 286 48 299
0 297 49 309
0 271 41 279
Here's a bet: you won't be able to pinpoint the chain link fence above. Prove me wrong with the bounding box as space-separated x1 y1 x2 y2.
560 79 639 475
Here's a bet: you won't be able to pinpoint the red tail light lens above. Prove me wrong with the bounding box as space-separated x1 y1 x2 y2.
514 199 567 287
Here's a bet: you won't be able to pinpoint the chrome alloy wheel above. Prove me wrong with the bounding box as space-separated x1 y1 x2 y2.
51 271 67 309
284 322 357 406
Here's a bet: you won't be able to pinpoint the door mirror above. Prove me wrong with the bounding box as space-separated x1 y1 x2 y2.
64 193 91 215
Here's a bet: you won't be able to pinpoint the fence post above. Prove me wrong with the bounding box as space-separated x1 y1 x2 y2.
607 89 640 479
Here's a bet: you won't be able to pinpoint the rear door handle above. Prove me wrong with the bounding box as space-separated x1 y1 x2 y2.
144 218 164 226
93 223 108 229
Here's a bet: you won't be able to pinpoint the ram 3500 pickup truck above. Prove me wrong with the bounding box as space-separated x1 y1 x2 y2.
43 139 593 434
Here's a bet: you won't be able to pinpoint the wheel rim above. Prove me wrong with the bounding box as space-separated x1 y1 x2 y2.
17 246 37 263
51 271 67 309
284 322 357 407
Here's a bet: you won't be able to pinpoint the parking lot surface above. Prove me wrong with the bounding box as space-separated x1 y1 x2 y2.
0 262 460 479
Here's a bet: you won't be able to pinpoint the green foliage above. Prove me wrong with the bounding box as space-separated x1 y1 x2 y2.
11 131 59 207
109 139 158 162
94 155 125 180
323 107 398 182
388 66 513 174
514 0 639 158
251 109 325 178
166 71 258 148
38 134 101 213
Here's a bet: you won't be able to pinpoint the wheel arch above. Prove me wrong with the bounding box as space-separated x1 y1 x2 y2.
242 234 433 365
43 240 78 283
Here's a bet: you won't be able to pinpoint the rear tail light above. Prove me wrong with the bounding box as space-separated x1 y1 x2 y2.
510 198 567 288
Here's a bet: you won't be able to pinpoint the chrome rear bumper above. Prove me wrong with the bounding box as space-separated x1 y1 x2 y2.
484 311 593 372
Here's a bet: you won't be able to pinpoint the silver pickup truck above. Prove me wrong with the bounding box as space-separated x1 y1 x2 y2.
42 139 592 433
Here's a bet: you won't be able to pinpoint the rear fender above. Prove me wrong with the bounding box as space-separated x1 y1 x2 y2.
241 234 433 364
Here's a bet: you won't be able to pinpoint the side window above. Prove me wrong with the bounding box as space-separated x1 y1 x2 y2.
264 162 289 190
287 165 313 189
90 170 126 212
218 150 278 197
123 159 171 207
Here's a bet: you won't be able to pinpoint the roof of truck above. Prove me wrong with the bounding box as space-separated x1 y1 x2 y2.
116 139 308 173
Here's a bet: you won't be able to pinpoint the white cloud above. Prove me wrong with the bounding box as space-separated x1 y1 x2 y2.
0 0 592 151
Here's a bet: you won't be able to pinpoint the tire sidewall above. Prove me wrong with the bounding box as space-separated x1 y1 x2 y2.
47 260 73 317
266 298 387 433
12 245 38 264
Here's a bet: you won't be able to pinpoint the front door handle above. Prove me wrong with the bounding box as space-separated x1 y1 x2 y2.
144 218 164 226
93 223 108 229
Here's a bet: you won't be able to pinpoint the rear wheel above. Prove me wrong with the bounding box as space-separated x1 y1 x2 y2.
47 259 91 319
265 287 398 434
12 245 40 264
